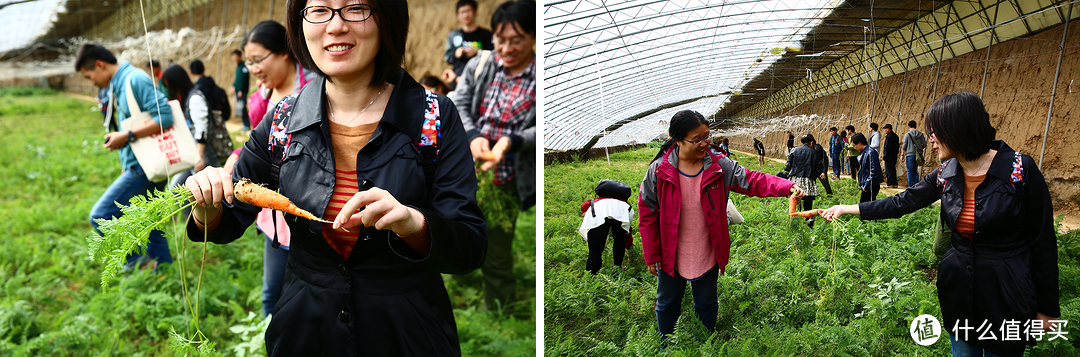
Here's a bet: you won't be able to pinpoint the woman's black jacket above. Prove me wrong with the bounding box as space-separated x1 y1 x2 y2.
187 69 487 356
783 144 822 178
859 141 1058 357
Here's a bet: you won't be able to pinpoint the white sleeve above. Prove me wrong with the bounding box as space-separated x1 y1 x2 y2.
188 93 210 141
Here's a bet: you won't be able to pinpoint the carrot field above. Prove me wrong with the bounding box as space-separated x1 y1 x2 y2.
543 145 1080 356
0 87 534 356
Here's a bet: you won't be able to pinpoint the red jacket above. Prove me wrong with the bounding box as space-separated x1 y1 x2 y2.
638 145 792 276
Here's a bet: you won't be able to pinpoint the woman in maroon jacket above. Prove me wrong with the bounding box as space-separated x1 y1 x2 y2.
638 110 802 345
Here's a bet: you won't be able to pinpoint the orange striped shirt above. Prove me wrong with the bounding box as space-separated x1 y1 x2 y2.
956 174 985 240
321 120 378 260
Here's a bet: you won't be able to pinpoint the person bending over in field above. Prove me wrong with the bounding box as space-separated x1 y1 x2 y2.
184 1 487 355
820 92 1059 357
639 110 803 347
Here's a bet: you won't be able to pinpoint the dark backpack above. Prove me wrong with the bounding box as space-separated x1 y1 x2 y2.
195 78 234 161
595 179 631 201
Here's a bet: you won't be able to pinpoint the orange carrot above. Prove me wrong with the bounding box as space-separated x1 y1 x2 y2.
789 209 820 218
234 178 332 224
788 191 798 215
479 151 497 161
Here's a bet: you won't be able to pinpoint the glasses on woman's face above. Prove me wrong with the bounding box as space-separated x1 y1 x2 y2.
245 52 274 68
682 135 710 146
302 4 376 23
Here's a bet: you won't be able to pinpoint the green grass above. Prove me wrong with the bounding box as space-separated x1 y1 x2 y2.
544 147 1080 356
0 88 534 356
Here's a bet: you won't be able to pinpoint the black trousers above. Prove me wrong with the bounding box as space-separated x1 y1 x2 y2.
817 175 832 195
860 184 880 203
884 159 898 187
585 218 627 275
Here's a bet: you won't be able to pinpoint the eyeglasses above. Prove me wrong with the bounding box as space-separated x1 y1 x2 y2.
245 52 274 68
682 135 711 145
302 4 376 24
493 36 527 48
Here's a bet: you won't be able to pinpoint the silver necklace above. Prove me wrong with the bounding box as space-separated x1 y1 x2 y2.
329 84 385 126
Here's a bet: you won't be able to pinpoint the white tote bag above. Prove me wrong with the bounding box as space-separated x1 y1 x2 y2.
118 73 199 182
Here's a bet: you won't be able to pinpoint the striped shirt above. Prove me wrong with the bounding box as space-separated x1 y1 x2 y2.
321 120 379 260
956 174 985 240
476 57 536 185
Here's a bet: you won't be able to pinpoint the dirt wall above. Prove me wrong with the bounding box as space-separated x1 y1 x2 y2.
728 19 1080 202
59 0 502 96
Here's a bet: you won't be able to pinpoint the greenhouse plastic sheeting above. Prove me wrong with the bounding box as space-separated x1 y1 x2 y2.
544 0 837 151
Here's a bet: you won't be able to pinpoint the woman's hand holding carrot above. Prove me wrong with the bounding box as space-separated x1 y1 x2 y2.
819 204 860 221
185 166 234 227
332 187 426 237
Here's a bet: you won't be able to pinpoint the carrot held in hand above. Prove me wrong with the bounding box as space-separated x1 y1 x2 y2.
234 178 333 224
479 150 497 161
789 191 798 216
790 209 820 218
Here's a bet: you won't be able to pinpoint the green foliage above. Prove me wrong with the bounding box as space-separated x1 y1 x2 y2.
545 148 1080 356
0 86 57 97
227 312 271 357
0 91 533 356
477 169 521 232
87 186 194 290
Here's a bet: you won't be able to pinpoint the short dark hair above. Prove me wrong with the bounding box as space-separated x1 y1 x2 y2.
190 59 205 75
840 130 847 138
924 92 996 161
244 20 290 55
908 120 917 128
149 60 161 68
845 125 855 132
74 43 117 71
231 49 242 56
418 75 448 93
869 122 878 131
286 0 408 87
652 110 709 162
829 127 837 132
456 0 477 11
850 133 868 146
492 0 535 36
801 134 815 144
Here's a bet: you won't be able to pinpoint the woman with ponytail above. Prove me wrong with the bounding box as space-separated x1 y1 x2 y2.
638 110 803 346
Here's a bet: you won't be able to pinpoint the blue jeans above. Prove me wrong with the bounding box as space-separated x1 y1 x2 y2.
89 164 172 265
263 237 290 317
656 265 719 343
949 334 1001 357
906 155 919 187
831 149 842 176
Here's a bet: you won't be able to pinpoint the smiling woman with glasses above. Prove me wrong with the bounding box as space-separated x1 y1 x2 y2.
639 110 804 348
182 1 487 356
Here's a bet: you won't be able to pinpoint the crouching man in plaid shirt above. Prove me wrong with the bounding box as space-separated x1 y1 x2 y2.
449 0 536 312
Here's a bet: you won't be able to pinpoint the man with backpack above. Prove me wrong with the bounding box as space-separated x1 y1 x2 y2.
901 120 927 188
189 60 234 162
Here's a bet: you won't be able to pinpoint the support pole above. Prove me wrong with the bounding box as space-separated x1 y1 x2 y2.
269 0 275 20
932 9 951 100
979 1 1001 97
219 0 229 80
243 0 250 31
1039 2 1073 167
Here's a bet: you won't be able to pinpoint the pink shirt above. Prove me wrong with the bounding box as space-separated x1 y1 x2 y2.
676 168 715 279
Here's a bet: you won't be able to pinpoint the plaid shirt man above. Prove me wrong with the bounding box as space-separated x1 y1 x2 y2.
476 56 536 185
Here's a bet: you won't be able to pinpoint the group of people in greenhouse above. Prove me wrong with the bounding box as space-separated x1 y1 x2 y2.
597 92 1058 356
